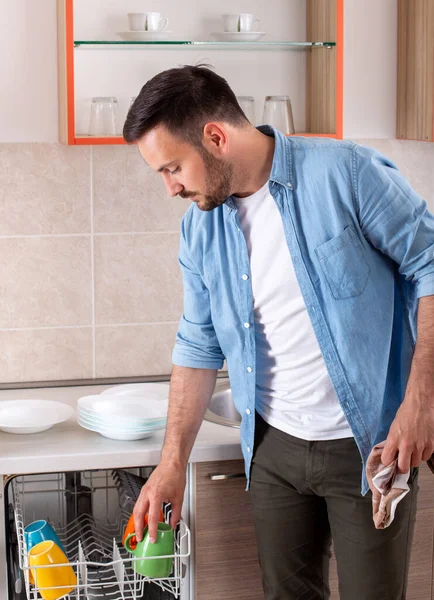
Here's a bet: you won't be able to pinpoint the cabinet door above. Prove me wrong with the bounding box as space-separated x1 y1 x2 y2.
329 462 434 599
408 462 434 600
194 460 263 600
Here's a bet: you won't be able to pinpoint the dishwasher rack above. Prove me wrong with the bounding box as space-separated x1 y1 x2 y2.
9 469 191 600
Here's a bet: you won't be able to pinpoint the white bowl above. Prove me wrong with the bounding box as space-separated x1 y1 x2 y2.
0 400 73 434
78 394 168 421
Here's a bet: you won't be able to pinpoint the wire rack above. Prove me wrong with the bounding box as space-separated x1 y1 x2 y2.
11 469 190 600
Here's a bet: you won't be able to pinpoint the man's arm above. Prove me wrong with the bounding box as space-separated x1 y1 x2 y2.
354 144 434 471
381 296 434 471
133 366 218 543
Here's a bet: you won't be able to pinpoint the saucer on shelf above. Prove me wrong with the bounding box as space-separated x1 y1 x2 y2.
210 31 266 42
117 31 172 41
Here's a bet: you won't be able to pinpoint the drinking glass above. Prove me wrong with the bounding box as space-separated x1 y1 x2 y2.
262 95 295 135
237 96 255 125
89 97 118 136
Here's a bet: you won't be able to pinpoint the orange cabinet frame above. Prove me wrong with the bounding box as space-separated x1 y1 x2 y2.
57 0 344 145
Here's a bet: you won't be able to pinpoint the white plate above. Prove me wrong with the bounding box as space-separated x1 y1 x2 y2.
77 418 158 441
0 400 73 434
78 394 168 421
210 31 266 42
117 31 172 42
78 406 166 428
77 410 166 432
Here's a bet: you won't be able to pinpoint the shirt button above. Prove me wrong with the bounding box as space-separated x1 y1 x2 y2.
287 182 293 190
244 322 250 328
246 366 253 373
311 306 316 313
246 408 251 415
242 274 249 280
247 446 251 453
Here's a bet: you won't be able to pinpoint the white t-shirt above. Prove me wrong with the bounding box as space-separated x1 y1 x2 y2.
234 181 353 440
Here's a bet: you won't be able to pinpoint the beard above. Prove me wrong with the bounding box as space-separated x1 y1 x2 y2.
179 148 234 212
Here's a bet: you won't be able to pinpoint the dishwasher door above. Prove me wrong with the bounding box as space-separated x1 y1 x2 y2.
5 468 190 600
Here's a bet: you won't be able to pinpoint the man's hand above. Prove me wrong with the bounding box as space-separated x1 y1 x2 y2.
133 460 186 543
382 296 434 472
381 396 434 472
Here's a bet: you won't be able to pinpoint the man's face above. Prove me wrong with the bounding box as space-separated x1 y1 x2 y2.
137 125 234 212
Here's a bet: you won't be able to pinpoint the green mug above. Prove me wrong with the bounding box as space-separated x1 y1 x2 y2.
125 523 175 578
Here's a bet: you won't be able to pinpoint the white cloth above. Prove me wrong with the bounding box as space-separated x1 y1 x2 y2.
366 441 410 529
234 181 352 441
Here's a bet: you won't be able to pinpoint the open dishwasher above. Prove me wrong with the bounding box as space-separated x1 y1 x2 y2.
5 467 191 600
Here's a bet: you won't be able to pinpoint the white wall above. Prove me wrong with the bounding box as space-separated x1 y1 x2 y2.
0 0 59 142
343 0 397 138
0 0 398 142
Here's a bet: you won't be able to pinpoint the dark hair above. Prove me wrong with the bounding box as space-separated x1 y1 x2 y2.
123 64 248 146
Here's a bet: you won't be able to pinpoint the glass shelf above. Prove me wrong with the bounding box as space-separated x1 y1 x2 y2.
74 40 336 49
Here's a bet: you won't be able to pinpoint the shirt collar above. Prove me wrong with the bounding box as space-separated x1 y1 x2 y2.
225 125 293 212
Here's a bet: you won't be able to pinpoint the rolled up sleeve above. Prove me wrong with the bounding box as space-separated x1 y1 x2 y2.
172 216 225 370
353 145 434 298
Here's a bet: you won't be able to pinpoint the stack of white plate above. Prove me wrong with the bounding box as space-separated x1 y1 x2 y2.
77 383 169 441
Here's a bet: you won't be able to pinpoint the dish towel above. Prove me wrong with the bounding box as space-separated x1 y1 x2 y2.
366 441 411 529
366 441 434 529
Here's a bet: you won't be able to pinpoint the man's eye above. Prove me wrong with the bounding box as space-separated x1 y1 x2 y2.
169 167 179 175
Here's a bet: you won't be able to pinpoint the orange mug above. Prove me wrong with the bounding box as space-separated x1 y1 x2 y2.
122 508 164 548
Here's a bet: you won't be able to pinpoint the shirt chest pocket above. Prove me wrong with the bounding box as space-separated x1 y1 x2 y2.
314 225 371 300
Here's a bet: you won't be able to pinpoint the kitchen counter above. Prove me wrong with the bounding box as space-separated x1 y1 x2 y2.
0 379 241 475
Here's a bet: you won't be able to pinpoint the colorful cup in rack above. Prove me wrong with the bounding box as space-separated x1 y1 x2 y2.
28 540 77 600
125 523 175 578
25 520 66 555
122 509 165 548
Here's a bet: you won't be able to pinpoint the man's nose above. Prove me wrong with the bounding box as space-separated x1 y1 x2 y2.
164 178 183 198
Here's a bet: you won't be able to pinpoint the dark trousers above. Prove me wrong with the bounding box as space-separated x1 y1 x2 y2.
249 413 418 600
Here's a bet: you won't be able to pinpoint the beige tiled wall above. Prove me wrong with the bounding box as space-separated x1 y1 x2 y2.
0 139 432 384
0 143 190 383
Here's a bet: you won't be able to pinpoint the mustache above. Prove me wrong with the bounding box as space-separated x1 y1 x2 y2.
178 190 199 199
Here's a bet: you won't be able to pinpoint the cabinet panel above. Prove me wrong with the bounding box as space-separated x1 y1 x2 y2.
194 460 263 600
397 0 434 141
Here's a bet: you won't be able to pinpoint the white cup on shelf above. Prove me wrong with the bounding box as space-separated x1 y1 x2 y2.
145 12 169 32
128 13 146 31
128 12 168 32
222 13 261 32
239 14 261 32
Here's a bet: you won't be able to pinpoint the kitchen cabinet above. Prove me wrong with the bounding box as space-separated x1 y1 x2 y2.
193 460 263 600
397 0 434 141
56 0 343 145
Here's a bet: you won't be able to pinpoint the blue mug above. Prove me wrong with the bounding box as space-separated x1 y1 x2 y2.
24 520 65 555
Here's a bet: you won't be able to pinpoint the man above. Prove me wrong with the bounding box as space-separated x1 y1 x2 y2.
123 65 434 599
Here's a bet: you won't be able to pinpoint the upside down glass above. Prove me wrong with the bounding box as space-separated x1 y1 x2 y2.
262 95 295 135
237 96 255 125
89 97 118 136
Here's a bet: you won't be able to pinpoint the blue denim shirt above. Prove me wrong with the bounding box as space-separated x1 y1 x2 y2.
172 126 434 494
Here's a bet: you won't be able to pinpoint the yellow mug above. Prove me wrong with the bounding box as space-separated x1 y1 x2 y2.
28 540 77 600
